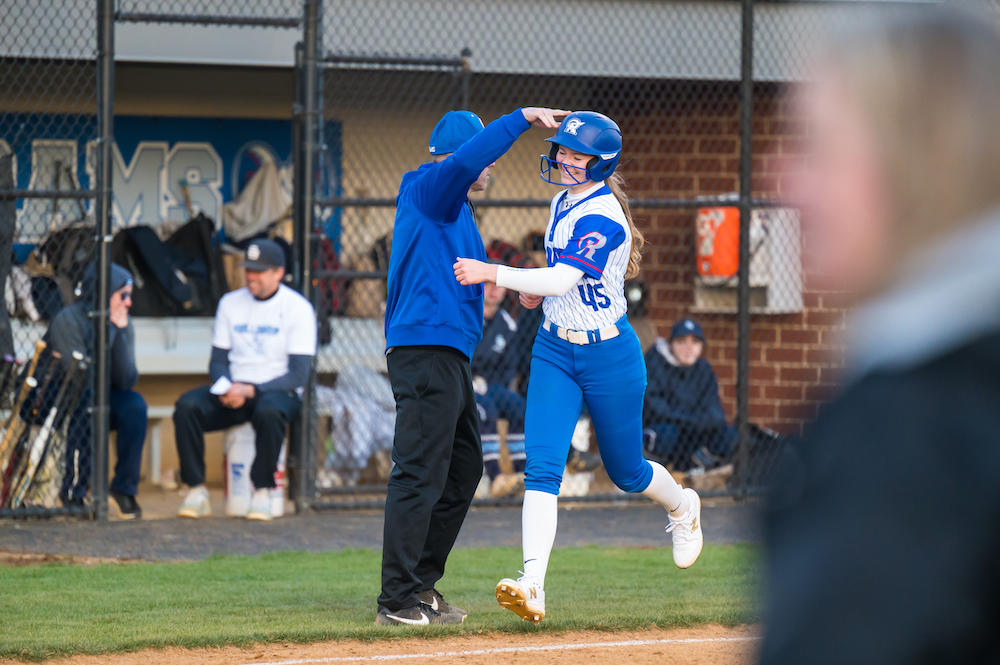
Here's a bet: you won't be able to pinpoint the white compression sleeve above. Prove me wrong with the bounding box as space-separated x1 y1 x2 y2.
495 263 584 297
642 461 690 517
521 489 559 585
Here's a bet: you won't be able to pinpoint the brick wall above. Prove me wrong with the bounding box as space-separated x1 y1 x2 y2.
606 81 845 435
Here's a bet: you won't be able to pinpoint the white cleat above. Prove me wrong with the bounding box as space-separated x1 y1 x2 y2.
496 575 545 624
666 488 704 568
177 485 211 519
246 488 273 521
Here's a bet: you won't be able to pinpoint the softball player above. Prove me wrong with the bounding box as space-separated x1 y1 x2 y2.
454 111 703 624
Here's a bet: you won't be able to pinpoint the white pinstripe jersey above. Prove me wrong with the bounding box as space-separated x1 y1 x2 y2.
541 183 631 331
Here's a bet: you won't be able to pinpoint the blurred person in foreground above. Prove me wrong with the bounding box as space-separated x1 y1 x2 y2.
762 9 1000 664
642 318 737 472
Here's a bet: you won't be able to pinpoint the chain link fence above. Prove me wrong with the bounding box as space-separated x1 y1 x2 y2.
0 0 101 517
306 0 841 507
6 0 971 519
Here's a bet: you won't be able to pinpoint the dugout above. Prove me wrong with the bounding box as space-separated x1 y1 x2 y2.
1 0 865 496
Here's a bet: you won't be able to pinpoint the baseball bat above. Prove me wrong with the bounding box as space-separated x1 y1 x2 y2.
0 377 35 505
4 354 59 478
0 341 45 473
9 354 81 508
0 351 56 507
53 355 89 434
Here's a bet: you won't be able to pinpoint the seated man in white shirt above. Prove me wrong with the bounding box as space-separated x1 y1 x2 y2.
173 239 317 521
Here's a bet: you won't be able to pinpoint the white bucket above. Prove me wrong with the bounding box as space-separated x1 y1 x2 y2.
224 424 255 516
224 423 287 517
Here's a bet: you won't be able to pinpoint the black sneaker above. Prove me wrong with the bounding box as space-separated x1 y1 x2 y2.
109 488 142 520
375 602 461 626
417 589 467 621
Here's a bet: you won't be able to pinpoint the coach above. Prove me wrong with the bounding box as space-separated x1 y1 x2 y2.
377 107 567 626
173 239 316 522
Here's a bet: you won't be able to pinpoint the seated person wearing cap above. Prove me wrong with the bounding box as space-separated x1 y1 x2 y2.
642 319 737 471
173 239 317 521
473 274 527 480
49 263 146 518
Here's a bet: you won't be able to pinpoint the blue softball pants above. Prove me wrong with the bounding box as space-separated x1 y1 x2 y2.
523 315 653 496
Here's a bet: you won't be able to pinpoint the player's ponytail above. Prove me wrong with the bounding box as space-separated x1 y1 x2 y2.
606 172 644 279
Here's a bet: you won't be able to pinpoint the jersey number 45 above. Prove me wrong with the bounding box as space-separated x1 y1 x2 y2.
579 283 611 311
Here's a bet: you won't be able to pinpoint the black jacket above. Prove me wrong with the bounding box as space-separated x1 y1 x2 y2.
762 333 1000 664
471 308 520 388
643 338 727 431
762 213 1000 664
46 263 137 391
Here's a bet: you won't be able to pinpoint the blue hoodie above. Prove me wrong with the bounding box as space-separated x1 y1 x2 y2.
385 109 532 359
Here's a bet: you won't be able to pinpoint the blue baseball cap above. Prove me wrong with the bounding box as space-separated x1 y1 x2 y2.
670 319 705 342
429 110 485 155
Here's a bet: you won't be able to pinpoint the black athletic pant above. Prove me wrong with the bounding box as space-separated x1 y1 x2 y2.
173 385 300 489
378 345 483 611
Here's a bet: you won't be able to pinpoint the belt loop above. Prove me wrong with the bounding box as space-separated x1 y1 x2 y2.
587 330 598 344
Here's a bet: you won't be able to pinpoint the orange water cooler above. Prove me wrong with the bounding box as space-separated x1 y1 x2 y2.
695 207 740 281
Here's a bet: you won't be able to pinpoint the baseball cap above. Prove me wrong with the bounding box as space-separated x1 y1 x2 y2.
241 239 286 271
429 110 485 155
670 319 705 342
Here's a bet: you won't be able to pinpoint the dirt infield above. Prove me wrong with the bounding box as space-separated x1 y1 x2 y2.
20 625 759 665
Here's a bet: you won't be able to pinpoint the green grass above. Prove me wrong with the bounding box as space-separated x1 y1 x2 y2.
0 544 759 661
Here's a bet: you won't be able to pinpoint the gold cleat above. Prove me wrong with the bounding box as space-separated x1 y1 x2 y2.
496 577 545 625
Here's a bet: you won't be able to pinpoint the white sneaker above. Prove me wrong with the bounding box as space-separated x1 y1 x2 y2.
496 574 545 624
246 488 272 521
177 486 210 519
666 488 703 568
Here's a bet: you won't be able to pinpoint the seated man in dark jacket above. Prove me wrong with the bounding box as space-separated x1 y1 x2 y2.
472 277 527 479
642 319 737 471
51 263 146 518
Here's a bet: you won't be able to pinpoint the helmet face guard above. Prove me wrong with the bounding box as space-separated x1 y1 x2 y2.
540 111 622 185
540 150 592 186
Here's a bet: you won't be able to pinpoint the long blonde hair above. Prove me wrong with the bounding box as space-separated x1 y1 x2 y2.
831 8 1000 267
605 171 645 279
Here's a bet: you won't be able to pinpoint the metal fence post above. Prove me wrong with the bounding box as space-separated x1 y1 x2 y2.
460 47 472 110
93 0 115 522
735 0 755 495
293 0 321 513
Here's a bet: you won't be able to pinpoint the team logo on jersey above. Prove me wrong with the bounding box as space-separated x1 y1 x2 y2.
564 118 584 135
576 231 607 260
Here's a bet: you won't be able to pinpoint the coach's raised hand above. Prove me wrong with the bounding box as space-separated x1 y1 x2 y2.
519 293 543 309
521 107 571 129
454 257 497 286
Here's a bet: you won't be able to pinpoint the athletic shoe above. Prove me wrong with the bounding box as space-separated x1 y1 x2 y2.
177 485 211 519
375 602 461 626
109 488 141 520
496 574 545 624
417 588 467 621
246 488 272 521
665 487 703 568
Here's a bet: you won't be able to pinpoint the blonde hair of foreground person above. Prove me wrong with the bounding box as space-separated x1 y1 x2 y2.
815 9 1000 293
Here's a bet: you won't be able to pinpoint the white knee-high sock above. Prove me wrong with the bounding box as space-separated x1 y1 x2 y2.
521 489 558 586
642 461 690 517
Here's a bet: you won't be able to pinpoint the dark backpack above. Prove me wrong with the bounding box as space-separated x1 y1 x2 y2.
111 226 197 317
165 214 228 314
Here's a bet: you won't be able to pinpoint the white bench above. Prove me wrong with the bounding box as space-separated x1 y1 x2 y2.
11 317 388 375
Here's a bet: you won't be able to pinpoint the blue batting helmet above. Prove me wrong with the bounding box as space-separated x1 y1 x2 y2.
541 111 622 184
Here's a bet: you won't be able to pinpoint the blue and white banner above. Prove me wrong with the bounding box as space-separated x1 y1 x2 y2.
1 114 341 248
